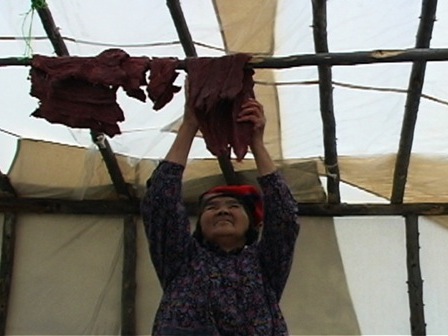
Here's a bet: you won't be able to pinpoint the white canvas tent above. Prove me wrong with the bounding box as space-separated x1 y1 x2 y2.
1 0 448 334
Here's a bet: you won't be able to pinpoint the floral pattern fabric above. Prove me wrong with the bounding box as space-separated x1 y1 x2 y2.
141 161 300 335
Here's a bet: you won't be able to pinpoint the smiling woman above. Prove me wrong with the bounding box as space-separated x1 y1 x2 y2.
141 96 300 335
197 195 251 252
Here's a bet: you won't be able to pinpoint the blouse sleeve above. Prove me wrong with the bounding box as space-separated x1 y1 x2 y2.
257 171 300 300
141 160 193 288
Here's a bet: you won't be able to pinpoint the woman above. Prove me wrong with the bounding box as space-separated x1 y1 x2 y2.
141 98 300 335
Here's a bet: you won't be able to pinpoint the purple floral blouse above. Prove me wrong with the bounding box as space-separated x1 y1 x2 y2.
141 161 300 335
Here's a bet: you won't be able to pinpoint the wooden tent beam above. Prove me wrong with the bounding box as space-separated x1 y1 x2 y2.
90 134 133 199
166 0 197 57
35 5 69 56
166 0 239 186
0 173 17 336
5 47 448 69
312 0 340 204
35 4 133 201
34 4 137 334
391 0 438 204
4 196 448 216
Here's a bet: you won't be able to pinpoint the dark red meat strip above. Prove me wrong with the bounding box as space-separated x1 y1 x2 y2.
185 53 255 161
30 49 150 137
147 57 181 110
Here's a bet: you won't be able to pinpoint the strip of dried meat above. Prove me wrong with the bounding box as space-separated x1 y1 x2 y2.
30 49 151 137
185 53 255 161
147 57 181 110
30 72 123 136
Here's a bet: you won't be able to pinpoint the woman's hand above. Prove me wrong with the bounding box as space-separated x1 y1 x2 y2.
163 79 199 166
182 79 199 131
238 98 276 175
237 98 266 148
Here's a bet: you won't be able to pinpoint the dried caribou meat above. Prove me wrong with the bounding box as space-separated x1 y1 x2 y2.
185 53 255 161
147 57 181 110
30 49 151 136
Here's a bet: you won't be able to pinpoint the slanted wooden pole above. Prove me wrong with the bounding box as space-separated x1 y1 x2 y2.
34 3 138 334
167 0 240 185
391 0 438 203
405 214 426 335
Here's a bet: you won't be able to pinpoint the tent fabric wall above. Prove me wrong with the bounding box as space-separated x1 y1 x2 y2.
3 216 361 335
0 210 389 335
9 139 328 203
11 139 448 205
7 215 123 334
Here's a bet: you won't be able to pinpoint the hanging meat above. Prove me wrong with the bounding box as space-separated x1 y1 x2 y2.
185 53 255 161
30 49 151 137
147 57 181 111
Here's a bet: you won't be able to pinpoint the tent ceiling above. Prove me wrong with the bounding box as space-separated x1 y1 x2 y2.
1 1 448 208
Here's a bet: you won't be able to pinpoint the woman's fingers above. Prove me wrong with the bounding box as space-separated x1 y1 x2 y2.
237 102 266 134
239 99 264 117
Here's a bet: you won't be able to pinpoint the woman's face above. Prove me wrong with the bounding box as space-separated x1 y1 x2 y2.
199 196 250 250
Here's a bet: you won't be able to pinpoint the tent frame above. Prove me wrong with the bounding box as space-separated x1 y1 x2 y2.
0 0 442 334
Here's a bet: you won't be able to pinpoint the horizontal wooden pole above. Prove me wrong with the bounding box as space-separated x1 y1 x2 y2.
0 197 140 215
3 48 448 68
2 197 448 217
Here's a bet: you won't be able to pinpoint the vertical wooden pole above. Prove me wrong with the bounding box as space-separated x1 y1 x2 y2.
0 214 16 335
0 172 18 335
121 215 137 336
405 214 426 335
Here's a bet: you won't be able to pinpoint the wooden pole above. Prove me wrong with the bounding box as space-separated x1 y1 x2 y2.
391 0 438 203
121 215 137 336
166 0 239 185
312 0 340 204
0 173 18 335
34 3 138 334
6 48 448 69
405 214 426 335
5 197 448 217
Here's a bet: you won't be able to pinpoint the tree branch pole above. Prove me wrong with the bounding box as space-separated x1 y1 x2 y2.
4 197 448 217
405 215 426 335
5 48 448 68
166 0 239 185
0 172 18 335
312 0 341 204
391 0 438 204
34 3 137 334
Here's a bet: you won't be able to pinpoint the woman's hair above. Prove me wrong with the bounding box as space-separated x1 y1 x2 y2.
193 186 264 246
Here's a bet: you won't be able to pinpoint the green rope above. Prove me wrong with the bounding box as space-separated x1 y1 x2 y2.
21 1 47 58
31 0 47 10
21 8 35 58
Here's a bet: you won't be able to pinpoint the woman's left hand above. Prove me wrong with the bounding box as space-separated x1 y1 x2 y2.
237 98 266 146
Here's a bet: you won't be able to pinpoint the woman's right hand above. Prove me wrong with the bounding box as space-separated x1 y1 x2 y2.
182 78 199 131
